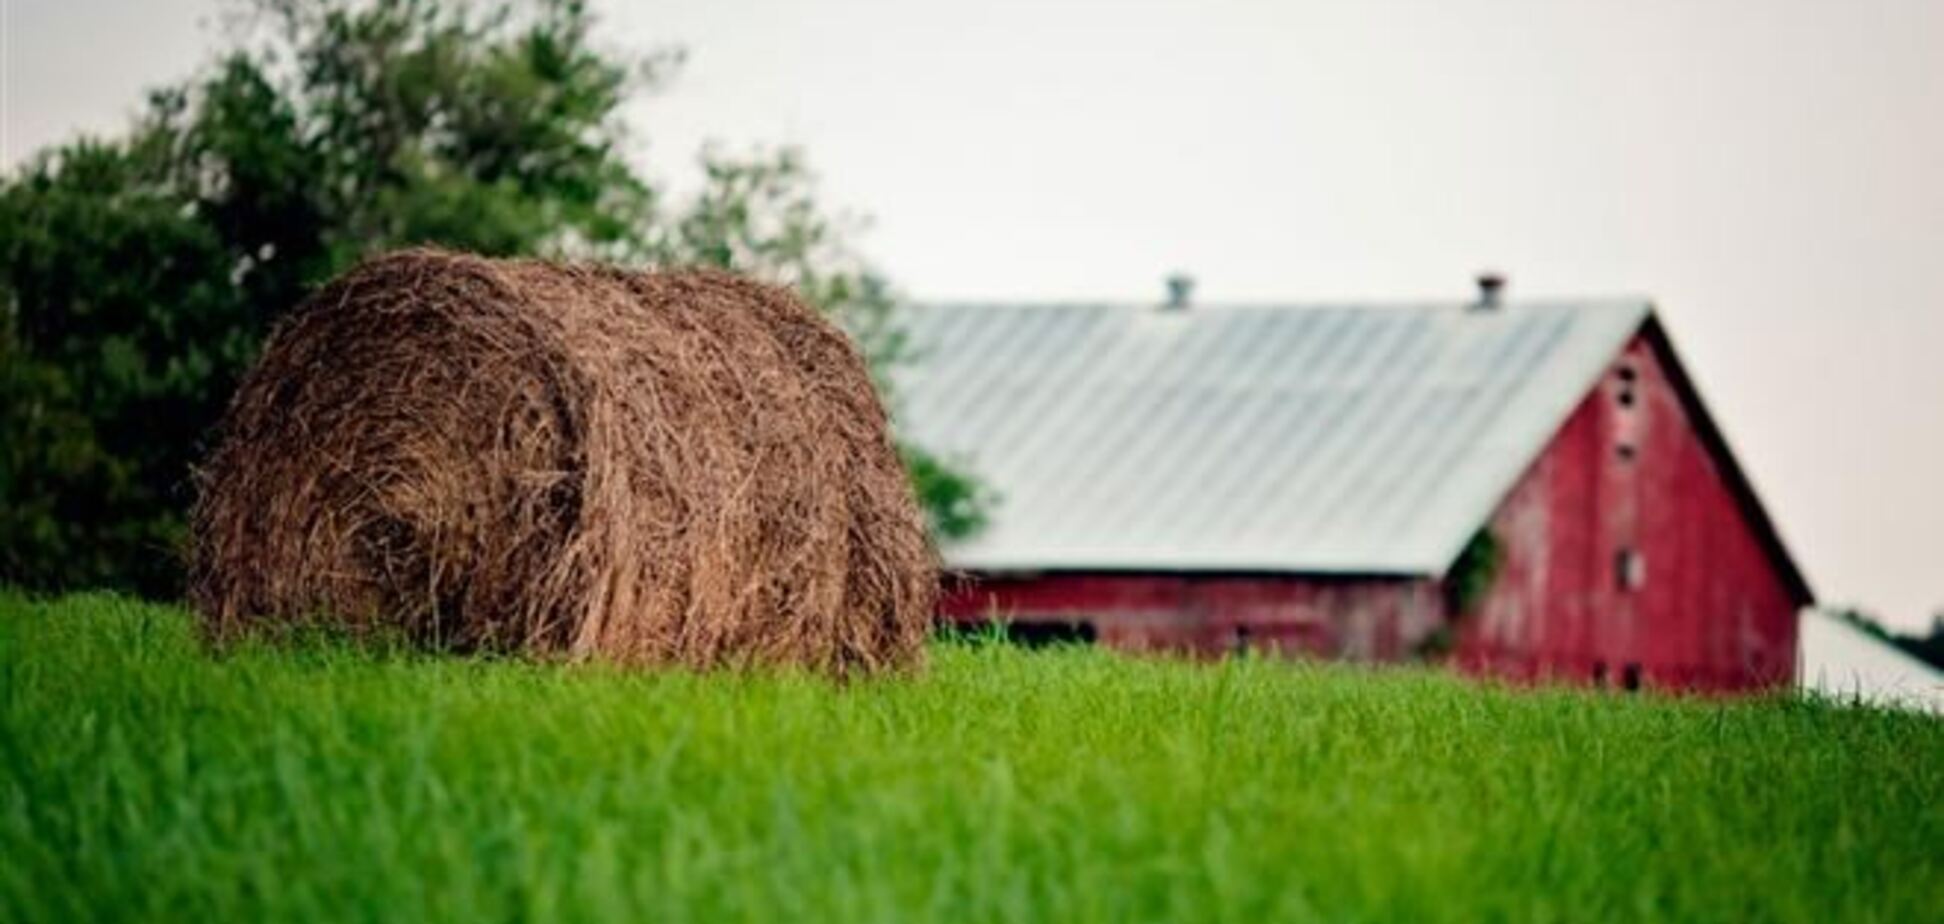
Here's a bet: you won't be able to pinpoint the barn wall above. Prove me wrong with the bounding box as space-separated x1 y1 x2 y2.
940 574 1442 661
1453 332 1800 692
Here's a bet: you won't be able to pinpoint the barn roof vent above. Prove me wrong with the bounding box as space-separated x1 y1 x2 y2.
1472 272 1506 311
1162 272 1195 311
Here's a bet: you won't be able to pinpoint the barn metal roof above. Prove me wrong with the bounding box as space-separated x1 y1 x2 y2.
891 298 1652 576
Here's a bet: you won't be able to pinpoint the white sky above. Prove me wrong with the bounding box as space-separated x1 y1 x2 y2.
4 0 1941 630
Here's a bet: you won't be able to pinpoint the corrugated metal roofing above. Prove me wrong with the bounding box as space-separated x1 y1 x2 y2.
892 299 1651 576
1800 610 1944 713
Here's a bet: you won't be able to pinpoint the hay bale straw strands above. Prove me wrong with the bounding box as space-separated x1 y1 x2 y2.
191 249 936 674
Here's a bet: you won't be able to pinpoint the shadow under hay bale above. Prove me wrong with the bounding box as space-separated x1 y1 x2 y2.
190 248 936 675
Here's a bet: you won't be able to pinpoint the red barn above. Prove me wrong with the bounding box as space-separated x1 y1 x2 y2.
896 279 1811 693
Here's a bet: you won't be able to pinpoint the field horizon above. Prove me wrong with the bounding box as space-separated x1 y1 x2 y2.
3 592 1938 923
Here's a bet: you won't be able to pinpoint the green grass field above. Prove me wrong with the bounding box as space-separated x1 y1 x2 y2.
2 593 1938 923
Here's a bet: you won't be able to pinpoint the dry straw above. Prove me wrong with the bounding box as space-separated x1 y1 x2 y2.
190 248 936 674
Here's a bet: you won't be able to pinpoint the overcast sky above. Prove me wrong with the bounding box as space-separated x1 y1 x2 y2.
5 0 1942 630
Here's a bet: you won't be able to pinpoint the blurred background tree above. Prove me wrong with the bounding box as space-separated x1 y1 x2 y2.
0 0 985 596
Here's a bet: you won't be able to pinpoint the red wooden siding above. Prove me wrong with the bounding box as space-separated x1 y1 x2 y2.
941 573 1440 660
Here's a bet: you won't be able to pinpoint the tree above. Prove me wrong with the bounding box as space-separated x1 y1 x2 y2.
0 0 984 596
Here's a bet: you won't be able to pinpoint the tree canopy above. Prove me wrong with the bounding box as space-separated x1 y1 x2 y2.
0 0 984 595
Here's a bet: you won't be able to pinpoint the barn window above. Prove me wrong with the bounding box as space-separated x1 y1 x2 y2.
1621 663 1642 692
1616 442 1637 462
1615 548 1646 591
1615 364 1638 407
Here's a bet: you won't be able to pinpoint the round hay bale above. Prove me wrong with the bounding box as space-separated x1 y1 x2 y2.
189 248 936 674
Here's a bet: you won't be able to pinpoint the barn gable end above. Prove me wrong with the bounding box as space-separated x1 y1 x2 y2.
1453 320 1807 691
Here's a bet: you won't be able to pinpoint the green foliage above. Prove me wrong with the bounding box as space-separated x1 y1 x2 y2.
4 592 1940 923
0 142 241 592
1415 529 1503 659
899 442 990 541
0 0 984 594
1444 527 1502 616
